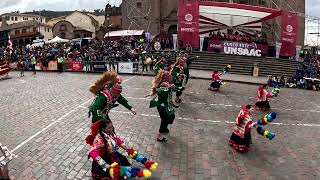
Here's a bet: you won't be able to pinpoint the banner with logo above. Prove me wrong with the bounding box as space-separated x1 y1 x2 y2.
279 11 298 57
207 40 268 57
93 62 108 72
70 61 83 71
118 62 133 73
178 0 199 49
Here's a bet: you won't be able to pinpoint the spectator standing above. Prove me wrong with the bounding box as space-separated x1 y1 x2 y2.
31 55 37 75
57 55 64 73
17 57 25 77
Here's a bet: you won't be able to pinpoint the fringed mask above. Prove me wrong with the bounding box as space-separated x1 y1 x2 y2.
110 83 122 98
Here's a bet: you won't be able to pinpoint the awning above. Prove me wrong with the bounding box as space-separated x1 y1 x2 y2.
198 2 282 35
104 30 144 38
45 36 70 44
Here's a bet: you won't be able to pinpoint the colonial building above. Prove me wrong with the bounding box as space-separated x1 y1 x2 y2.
121 0 305 46
0 13 46 27
48 11 105 40
96 3 122 40
0 18 52 46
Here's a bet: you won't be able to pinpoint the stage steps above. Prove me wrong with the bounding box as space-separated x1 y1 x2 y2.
190 52 302 77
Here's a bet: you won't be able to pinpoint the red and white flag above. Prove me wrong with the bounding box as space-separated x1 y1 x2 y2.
6 36 13 54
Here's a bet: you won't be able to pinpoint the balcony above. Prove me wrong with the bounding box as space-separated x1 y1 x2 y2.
11 31 39 39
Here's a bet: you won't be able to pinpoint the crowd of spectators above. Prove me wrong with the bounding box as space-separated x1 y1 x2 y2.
207 30 268 45
268 52 320 91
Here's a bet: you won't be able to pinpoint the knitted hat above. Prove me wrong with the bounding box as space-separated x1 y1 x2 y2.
110 83 122 97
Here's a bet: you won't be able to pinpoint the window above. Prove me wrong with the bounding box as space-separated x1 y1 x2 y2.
15 17 17 21
136 2 142 8
15 30 20 35
60 24 66 31
6 16 9 20
11 17 14 21
40 18 42 22
22 29 27 33
33 27 37 32
47 28 50 32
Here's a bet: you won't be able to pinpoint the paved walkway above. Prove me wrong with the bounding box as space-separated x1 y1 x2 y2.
189 69 267 85
137 69 267 85
1 72 320 179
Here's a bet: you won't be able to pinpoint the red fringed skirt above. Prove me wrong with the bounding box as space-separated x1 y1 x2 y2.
229 132 251 153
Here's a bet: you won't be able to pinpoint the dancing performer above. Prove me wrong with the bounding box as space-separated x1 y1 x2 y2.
86 118 157 179
88 71 136 124
148 69 176 142
229 105 257 153
183 52 198 85
154 56 166 74
208 70 222 91
171 57 185 104
255 84 279 111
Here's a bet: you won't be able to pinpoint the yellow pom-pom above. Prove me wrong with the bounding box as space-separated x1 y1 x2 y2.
263 131 269 136
150 162 158 170
111 162 118 167
143 169 152 178
109 168 114 178
227 65 232 68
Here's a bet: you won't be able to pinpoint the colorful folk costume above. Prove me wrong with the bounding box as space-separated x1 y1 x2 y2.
86 119 158 179
182 53 199 85
88 71 136 123
255 85 279 112
171 58 185 103
86 72 136 147
148 69 176 142
208 70 222 91
229 105 257 153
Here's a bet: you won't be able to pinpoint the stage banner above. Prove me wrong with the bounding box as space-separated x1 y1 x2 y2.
280 11 298 57
207 40 268 57
70 61 83 71
118 62 133 74
178 0 199 49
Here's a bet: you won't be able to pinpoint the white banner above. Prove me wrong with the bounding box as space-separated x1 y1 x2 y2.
118 62 133 74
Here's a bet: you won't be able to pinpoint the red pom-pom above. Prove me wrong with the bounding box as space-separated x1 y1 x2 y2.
137 170 144 177
85 135 95 145
144 161 153 168
127 148 135 155
113 167 120 178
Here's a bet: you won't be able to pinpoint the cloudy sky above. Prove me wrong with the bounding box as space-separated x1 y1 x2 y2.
0 0 121 14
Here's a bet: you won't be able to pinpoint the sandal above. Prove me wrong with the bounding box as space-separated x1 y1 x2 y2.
156 137 168 142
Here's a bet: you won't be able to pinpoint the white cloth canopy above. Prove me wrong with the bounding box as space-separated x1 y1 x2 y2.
104 30 144 38
46 36 70 44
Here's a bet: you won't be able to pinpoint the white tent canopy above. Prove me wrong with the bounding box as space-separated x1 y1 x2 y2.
46 36 70 44
104 30 144 38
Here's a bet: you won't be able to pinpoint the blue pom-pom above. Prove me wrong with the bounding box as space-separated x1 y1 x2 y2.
268 112 277 120
257 119 263 126
141 157 148 164
130 167 140 177
256 126 264 134
136 154 144 162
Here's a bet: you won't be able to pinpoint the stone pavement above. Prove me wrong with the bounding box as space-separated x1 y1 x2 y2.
0 71 320 180
133 69 266 85
189 70 267 85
